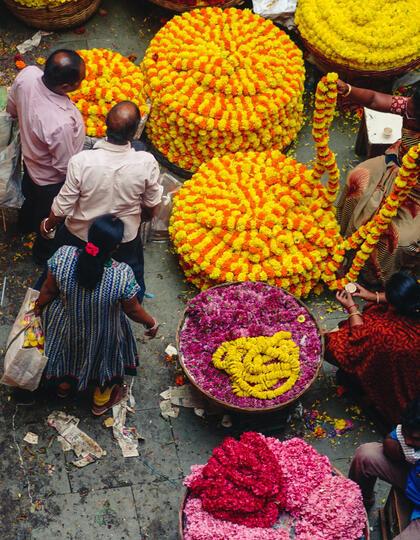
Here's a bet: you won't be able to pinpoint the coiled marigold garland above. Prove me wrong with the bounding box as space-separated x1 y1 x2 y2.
141 7 305 171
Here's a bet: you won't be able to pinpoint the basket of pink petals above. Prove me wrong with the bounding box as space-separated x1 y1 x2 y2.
176 281 324 413
180 432 370 540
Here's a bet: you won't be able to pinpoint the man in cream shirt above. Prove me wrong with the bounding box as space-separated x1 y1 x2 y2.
41 101 163 301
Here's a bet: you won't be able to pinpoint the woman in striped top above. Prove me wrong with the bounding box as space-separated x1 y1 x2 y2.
34 214 159 415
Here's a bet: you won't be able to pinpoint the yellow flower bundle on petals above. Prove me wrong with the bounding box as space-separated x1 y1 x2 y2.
212 331 300 399
141 7 305 171
169 148 344 298
69 49 149 138
296 0 420 70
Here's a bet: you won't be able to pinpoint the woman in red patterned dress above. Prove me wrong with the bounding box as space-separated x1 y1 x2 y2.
325 272 420 425
336 80 420 287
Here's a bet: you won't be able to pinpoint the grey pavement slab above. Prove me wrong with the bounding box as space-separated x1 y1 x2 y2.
132 482 182 540
31 486 141 539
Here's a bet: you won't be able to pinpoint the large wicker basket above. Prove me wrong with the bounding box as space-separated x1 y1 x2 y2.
180 467 371 539
301 36 420 90
146 0 243 13
176 282 324 414
3 0 101 30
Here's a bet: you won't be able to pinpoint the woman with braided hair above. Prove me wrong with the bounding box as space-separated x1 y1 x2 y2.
34 214 159 414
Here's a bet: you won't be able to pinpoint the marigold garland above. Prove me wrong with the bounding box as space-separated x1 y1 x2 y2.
69 49 149 138
295 0 420 70
333 144 420 289
141 7 305 171
212 331 300 399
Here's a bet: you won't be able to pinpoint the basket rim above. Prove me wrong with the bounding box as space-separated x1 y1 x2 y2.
179 466 370 540
175 281 324 413
300 35 420 77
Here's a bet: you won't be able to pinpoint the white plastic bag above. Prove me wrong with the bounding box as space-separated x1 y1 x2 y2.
252 0 296 20
150 172 182 241
0 116 23 208
1 288 48 391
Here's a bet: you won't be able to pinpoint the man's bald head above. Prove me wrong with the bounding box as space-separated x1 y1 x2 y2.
43 50 85 93
106 102 141 145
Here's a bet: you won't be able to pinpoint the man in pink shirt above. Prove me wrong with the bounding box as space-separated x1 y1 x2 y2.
40 101 163 301
7 49 85 263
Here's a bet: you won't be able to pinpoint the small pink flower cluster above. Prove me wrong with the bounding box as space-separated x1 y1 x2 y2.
189 432 284 527
295 475 365 540
265 436 332 515
183 497 290 540
183 434 366 540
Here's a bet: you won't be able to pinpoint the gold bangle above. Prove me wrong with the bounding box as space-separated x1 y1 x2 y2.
375 291 380 304
349 311 362 317
342 84 352 98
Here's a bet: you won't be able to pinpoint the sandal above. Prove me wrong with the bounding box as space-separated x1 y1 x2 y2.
91 383 128 416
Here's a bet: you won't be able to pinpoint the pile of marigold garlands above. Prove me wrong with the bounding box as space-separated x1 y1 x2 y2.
141 7 305 172
295 0 420 70
169 73 420 297
69 49 149 138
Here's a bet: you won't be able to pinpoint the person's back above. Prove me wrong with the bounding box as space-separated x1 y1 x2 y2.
58 140 159 243
7 66 84 185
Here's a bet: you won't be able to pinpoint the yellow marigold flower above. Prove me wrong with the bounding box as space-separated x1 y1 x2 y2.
296 0 419 70
141 7 305 172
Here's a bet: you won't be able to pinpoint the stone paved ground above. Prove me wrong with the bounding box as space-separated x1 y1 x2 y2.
1 2 391 538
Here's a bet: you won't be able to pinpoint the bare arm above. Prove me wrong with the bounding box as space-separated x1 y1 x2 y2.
34 270 59 316
337 79 393 113
352 284 387 304
122 296 159 338
383 433 405 462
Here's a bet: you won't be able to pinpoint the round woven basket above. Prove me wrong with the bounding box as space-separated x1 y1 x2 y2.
179 467 371 540
301 36 420 86
3 0 101 30
175 281 324 414
146 0 243 13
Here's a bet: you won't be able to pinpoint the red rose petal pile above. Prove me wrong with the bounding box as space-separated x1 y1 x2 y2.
189 431 284 527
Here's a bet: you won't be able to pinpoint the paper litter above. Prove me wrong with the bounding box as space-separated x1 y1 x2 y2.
17 31 51 55
112 397 141 458
164 344 178 357
47 411 106 467
159 384 205 419
23 432 39 444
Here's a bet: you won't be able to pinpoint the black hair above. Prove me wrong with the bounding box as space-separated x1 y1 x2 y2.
401 398 420 432
75 215 124 290
385 272 420 319
106 101 140 144
412 87 420 122
43 49 84 88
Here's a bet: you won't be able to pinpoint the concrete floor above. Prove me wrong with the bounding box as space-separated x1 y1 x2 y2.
1 2 391 539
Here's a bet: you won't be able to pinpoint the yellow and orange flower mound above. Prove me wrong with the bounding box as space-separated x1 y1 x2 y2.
141 7 305 172
69 49 149 138
169 148 344 298
295 0 420 70
170 73 420 295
